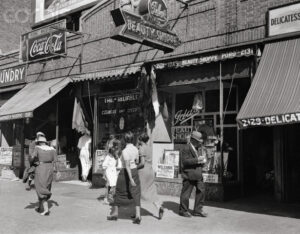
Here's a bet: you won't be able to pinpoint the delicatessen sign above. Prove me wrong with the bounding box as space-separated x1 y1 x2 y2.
20 20 66 62
238 112 300 128
268 3 300 37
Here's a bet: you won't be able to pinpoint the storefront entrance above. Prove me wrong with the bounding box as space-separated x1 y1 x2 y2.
242 127 274 197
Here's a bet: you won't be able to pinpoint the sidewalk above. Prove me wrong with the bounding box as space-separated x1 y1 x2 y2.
0 178 300 234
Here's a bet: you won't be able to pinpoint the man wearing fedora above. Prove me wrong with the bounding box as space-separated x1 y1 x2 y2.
179 131 208 218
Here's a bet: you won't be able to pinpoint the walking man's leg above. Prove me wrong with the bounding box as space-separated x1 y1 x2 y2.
179 179 194 217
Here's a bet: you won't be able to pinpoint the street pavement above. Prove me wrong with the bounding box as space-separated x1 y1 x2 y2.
0 178 300 234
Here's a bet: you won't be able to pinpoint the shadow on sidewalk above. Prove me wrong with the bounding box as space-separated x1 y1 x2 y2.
206 194 300 219
24 200 59 211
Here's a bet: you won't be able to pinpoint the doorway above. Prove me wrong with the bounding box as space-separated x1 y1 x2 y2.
243 127 274 197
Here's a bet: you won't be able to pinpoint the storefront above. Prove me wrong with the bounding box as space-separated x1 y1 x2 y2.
143 47 256 201
0 77 82 180
237 2 300 202
71 63 145 186
0 64 27 178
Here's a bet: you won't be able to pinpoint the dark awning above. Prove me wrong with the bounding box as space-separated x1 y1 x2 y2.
0 78 71 121
237 38 300 129
71 63 143 82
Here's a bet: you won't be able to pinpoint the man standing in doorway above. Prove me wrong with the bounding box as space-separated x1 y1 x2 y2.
179 131 208 218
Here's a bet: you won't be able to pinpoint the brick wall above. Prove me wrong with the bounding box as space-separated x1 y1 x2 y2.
0 0 31 54
0 0 299 81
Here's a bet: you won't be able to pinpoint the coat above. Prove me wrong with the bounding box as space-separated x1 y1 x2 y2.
180 143 204 181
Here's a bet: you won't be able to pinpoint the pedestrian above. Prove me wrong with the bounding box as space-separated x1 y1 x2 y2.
23 132 46 191
137 132 164 220
30 134 57 216
102 139 122 204
179 131 208 218
77 129 92 182
107 131 142 224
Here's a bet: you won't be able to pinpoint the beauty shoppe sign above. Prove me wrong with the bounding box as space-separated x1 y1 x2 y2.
110 0 181 53
20 20 66 62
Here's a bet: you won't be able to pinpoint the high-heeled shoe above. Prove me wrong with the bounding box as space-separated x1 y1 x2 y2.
40 211 50 216
107 215 118 221
158 207 164 220
132 217 141 224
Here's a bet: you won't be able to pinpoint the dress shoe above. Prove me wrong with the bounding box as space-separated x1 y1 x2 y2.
179 211 192 218
158 207 164 220
192 211 208 217
107 215 118 221
40 211 50 216
130 214 136 219
132 217 141 224
35 208 42 213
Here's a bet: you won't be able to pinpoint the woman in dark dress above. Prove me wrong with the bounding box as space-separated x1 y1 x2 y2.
107 131 142 224
31 134 57 216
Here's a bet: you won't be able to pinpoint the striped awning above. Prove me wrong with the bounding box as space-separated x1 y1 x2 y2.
237 38 300 129
71 63 143 82
0 78 71 121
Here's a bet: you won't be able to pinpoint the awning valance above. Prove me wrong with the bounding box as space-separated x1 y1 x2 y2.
71 63 143 82
0 78 71 121
237 38 300 129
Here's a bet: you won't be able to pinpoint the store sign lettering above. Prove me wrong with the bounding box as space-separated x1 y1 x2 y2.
29 33 64 58
174 109 200 125
239 112 300 128
156 48 254 69
0 65 26 88
20 20 67 62
268 3 300 37
110 0 180 52
172 126 192 142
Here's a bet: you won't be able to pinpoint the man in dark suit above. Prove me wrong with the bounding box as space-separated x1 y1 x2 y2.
179 131 208 218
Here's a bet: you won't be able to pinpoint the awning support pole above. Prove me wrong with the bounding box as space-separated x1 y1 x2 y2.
219 61 224 183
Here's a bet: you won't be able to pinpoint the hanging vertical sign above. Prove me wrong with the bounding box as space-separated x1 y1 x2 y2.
20 20 67 62
110 0 181 53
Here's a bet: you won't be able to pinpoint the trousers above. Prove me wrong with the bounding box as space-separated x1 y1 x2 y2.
179 179 205 213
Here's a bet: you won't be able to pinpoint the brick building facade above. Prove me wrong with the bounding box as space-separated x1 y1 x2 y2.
1 0 300 202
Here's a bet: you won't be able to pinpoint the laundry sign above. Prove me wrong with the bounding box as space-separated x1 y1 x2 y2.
0 65 26 88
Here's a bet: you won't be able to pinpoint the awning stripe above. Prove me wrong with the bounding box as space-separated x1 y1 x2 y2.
71 63 143 82
0 78 71 121
237 38 300 128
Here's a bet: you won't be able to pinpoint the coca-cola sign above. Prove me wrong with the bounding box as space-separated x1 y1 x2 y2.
27 31 65 61
20 20 66 62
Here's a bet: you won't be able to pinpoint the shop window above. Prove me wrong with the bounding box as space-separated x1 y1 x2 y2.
97 92 145 149
205 90 219 112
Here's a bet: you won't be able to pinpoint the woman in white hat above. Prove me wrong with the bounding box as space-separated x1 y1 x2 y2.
31 134 57 216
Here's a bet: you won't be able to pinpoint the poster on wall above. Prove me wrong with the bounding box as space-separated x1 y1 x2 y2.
93 150 108 174
156 164 174 179
32 0 99 26
0 147 13 165
203 173 219 183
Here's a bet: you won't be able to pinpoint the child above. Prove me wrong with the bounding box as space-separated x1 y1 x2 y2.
102 140 122 204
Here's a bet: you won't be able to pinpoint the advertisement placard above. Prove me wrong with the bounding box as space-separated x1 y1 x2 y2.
32 0 99 26
0 147 13 165
156 164 174 179
93 150 108 174
203 173 219 183
20 20 66 62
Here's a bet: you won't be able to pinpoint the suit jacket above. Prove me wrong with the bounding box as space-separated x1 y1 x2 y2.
180 143 204 181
